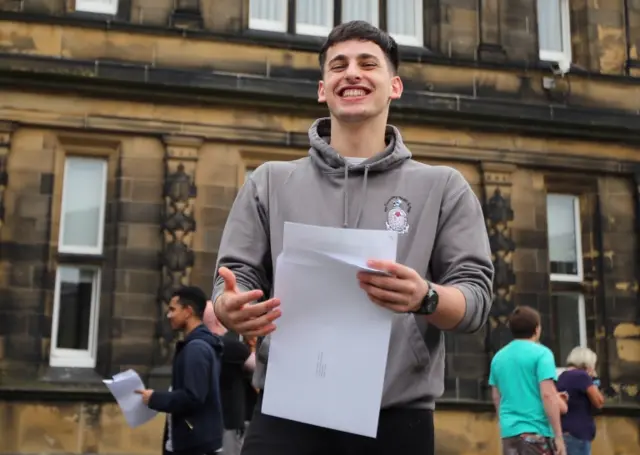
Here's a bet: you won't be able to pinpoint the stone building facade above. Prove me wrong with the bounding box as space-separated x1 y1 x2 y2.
0 0 639 454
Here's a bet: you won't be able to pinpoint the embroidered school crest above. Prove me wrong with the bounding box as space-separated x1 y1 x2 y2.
384 196 411 234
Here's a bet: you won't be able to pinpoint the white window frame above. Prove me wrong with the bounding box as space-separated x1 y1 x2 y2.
75 0 119 15
537 0 572 67
49 266 102 369
296 0 334 37
341 0 380 27
249 0 288 33
387 0 424 47
547 193 583 283
57 157 108 256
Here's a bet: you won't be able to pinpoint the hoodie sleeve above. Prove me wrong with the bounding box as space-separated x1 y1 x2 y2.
211 164 272 303
147 341 214 414
222 333 251 365
431 169 494 334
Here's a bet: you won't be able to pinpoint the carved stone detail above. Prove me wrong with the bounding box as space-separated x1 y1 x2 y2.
156 135 202 366
0 122 15 233
477 0 507 61
169 0 203 29
482 162 516 351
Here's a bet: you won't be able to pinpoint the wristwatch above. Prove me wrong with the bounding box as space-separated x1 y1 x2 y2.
412 281 439 315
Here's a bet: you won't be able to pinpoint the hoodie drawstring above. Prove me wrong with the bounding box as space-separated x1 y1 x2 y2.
342 164 370 229
343 165 349 228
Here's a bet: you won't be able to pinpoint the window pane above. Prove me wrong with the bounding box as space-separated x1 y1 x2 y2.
60 157 106 253
296 0 333 33
250 0 287 23
342 0 378 26
537 0 563 53
387 0 422 44
546 194 579 276
552 294 585 365
56 267 96 351
76 0 119 15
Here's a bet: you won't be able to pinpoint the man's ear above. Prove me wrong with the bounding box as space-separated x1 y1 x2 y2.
389 75 403 100
318 80 326 103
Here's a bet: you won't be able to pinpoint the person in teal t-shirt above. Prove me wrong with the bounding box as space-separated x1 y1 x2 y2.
489 306 567 455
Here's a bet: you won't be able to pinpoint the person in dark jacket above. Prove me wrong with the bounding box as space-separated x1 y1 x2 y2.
136 286 224 455
204 300 256 455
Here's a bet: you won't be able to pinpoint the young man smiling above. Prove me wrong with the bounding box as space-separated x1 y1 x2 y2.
211 21 494 455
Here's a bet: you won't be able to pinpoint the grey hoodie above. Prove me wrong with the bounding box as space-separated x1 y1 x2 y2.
212 118 494 410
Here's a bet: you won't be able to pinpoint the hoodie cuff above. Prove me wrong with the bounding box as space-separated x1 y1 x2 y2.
451 283 486 334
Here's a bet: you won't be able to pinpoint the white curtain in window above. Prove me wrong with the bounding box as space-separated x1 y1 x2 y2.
387 0 423 45
296 0 333 34
537 0 563 52
342 0 378 26
249 0 288 31
546 194 577 263
76 0 119 15
60 158 106 253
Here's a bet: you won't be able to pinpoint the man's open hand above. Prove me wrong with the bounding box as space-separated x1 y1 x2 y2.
357 260 429 313
215 267 281 338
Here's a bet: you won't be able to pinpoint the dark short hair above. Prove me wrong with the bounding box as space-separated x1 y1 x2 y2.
173 286 208 320
319 20 400 74
508 306 541 339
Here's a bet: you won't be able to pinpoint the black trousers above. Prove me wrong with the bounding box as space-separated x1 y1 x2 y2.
241 397 434 455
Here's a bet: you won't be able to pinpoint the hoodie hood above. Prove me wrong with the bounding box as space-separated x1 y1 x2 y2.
181 324 223 355
307 117 412 227
308 117 412 174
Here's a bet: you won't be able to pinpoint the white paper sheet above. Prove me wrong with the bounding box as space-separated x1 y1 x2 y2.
103 369 158 428
262 222 398 438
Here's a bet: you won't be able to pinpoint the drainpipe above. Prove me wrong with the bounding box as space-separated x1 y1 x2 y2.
623 0 632 75
593 190 612 393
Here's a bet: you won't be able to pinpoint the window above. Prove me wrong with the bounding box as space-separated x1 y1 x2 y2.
546 193 587 365
386 0 424 47
552 294 587 364
546 194 582 281
75 0 119 15
58 157 108 255
342 0 378 26
296 0 334 37
536 0 571 67
249 0 288 32
249 0 424 46
50 156 107 368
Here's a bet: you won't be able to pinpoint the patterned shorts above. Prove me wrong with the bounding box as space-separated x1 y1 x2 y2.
502 434 557 455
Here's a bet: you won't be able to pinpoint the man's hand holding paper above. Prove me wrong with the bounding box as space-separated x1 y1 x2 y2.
357 259 429 313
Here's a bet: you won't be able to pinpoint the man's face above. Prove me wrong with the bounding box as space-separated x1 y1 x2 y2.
318 39 403 123
167 296 190 331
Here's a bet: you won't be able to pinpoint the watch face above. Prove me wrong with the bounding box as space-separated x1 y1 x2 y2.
424 288 438 314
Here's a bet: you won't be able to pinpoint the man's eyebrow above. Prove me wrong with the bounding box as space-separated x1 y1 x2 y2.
327 53 380 65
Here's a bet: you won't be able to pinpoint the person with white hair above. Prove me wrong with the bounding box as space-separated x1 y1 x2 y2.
556 346 605 455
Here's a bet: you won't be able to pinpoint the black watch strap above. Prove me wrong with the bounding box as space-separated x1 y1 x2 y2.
412 281 439 315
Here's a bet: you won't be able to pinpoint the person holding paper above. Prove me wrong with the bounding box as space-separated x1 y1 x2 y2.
210 20 494 455
136 287 224 455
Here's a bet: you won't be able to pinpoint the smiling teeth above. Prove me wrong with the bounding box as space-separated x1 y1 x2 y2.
342 89 366 97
